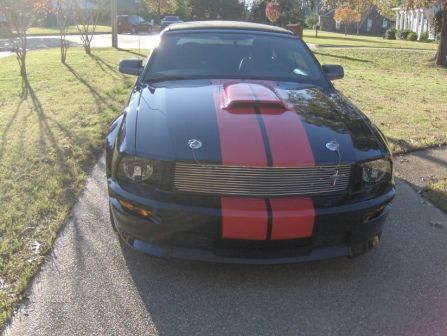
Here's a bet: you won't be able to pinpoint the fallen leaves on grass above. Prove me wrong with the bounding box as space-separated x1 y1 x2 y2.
0 278 8 291
30 241 41 255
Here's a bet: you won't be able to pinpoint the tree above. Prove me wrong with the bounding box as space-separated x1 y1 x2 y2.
175 0 192 19
334 6 361 35
53 0 72 63
352 0 374 34
74 0 108 55
375 0 400 19
0 0 50 77
250 0 303 26
265 0 281 23
324 0 374 34
189 0 244 20
307 0 321 37
143 0 178 20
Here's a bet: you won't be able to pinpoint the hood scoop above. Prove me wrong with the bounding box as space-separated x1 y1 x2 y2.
222 83 286 110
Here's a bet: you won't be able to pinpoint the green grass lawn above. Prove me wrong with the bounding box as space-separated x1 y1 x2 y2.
0 45 446 328
425 179 447 214
304 29 439 50
0 47 144 327
28 25 112 35
314 48 447 153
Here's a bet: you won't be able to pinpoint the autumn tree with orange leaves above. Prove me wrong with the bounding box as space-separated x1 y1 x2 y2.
334 6 361 35
325 0 374 34
0 0 50 77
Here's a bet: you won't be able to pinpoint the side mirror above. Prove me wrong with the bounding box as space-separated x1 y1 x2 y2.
119 59 143 76
322 64 344 81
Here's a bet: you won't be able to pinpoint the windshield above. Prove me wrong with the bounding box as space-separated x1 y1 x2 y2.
130 15 145 24
145 32 326 85
164 16 179 21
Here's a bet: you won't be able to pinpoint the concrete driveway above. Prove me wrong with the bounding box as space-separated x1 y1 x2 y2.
3 157 447 336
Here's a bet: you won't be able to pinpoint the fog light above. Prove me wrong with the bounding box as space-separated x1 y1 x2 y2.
136 208 152 218
119 199 152 218
119 199 135 211
364 205 386 222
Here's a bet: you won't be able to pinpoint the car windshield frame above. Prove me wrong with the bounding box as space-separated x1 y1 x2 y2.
143 30 331 88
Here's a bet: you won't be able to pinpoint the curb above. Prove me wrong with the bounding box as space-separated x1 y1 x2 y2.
27 32 112 37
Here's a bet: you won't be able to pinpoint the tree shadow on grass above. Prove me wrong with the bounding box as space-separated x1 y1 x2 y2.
23 77 66 171
88 53 120 76
313 50 371 63
309 35 389 44
117 48 148 58
386 136 417 154
0 97 25 163
63 63 121 115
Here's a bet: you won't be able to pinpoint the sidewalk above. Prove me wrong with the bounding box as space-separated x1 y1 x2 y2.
394 145 447 213
0 37 80 52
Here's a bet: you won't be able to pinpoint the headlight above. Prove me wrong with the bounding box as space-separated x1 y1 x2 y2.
360 159 392 184
117 157 156 182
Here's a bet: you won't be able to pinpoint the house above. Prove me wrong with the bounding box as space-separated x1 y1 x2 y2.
319 6 392 35
393 4 442 39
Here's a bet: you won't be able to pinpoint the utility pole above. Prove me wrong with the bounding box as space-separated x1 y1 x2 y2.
111 0 118 48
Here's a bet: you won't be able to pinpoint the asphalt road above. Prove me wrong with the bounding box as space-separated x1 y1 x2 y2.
0 33 159 58
62 33 160 50
3 156 447 336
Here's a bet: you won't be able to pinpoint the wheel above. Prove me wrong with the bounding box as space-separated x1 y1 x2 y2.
147 25 153 33
131 27 136 34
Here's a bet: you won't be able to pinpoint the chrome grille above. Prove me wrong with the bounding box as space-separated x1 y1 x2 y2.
175 163 352 196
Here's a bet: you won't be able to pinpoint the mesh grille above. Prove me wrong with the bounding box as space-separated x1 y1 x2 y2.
175 163 352 197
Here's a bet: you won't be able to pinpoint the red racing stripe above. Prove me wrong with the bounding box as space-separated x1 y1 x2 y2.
259 105 315 166
269 198 315 240
250 83 316 240
221 198 268 240
212 84 267 166
212 82 269 240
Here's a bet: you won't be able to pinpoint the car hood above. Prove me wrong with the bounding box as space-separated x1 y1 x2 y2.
135 80 386 165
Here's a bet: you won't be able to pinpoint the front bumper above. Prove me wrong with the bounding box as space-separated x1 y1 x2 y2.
109 180 395 264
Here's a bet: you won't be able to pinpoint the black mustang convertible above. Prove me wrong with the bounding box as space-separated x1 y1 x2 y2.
107 21 395 264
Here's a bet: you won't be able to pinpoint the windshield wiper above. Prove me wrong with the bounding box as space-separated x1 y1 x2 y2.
144 75 191 83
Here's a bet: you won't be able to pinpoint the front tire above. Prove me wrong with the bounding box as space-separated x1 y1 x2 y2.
147 25 153 33
131 27 136 34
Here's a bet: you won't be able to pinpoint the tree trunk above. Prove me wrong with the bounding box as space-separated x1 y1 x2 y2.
20 52 26 77
60 31 68 63
19 33 27 77
435 9 447 67
84 42 91 55
356 22 359 35
61 41 67 63
344 23 347 36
